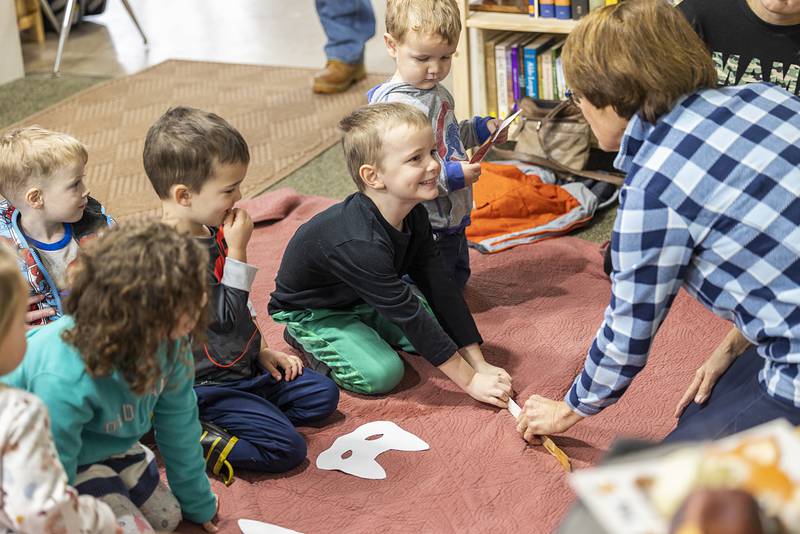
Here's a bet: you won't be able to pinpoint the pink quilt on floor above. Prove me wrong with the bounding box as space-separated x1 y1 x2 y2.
179 189 728 534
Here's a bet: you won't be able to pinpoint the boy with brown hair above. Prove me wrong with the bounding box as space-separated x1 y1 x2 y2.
0 126 113 327
368 0 505 289
270 102 512 405
143 106 339 478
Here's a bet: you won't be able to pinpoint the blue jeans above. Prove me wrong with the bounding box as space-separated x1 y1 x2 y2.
434 229 471 290
664 346 800 443
195 368 339 473
315 0 375 64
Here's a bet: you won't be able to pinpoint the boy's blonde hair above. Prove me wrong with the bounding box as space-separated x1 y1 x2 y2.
563 0 716 123
386 0 462 45
62 221 209 395
339 103 431 192
143 106 250 199
0 241 26 339
0 126 88 200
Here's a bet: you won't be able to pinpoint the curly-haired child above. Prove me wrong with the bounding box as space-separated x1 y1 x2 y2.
0 241 118 533
2 222 219 534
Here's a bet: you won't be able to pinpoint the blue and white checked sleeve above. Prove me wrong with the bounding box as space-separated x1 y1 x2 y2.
566 185 695 416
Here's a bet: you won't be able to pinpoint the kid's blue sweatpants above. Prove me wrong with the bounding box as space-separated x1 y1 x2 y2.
194 368 339 473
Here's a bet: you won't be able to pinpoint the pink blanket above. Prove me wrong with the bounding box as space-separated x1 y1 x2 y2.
179 189 728 533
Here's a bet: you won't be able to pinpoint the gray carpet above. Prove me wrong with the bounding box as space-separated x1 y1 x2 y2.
0 73 614 243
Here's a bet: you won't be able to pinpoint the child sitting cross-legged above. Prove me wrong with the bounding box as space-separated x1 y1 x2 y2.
270 102 513 405
2 222 219 533
0 241 118 533
0 126 114 327
143 106 339 479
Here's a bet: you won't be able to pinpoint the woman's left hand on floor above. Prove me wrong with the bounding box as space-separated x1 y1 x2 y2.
516 395 582 442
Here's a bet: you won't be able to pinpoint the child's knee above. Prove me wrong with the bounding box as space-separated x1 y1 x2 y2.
356 357 404 395
272 431 307 473
318 376 340 415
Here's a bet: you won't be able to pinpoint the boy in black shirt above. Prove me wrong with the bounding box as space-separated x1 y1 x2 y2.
270 103 512 406
144 107 339 480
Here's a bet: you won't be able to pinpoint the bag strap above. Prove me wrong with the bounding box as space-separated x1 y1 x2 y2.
492 147 625 187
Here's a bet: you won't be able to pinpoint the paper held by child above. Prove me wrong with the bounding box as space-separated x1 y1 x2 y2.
469 109 523 164
316 421 429 479
508 399 572 472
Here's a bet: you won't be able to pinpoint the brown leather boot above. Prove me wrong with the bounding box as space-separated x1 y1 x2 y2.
313 60 367 94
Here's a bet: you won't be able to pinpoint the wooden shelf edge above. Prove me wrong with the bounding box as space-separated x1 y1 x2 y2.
466 11 578 33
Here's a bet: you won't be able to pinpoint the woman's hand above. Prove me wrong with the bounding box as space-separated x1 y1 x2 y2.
674 327 751 417
516 395 582 442
472 361 512 387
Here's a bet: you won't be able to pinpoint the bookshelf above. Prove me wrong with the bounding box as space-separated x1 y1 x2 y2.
453 1 578 118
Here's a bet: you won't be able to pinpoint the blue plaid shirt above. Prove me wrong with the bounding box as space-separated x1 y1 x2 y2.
567 82 800 416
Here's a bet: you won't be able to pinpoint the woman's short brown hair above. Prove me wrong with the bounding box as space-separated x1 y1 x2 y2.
62 221 209 395
563 0 716 123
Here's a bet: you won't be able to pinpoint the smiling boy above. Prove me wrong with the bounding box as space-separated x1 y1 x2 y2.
270 103 512 407
0 126 114 327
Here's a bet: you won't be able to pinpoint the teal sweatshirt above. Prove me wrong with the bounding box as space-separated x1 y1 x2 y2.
2 317 217 524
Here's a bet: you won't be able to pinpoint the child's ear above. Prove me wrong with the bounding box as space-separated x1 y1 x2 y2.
384 33 398 59
24 187 44 209
359 164 385 190
171 184 192 207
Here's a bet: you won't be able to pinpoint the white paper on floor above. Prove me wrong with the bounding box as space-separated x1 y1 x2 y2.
238 519 303 534
316 420 429 479
508 398 522 419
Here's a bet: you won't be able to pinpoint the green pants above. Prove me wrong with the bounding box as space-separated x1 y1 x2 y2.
272 304 420 395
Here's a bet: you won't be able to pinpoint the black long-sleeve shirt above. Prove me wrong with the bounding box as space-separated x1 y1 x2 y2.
268 193 482 366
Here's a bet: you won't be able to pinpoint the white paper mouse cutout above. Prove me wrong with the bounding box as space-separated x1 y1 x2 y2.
316 421 429 479
238 519 303 534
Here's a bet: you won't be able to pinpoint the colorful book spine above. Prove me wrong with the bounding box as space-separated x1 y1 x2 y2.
495 40 509 118
555 0 571 19
571 0 589 18
605 0 619 4
540 0 555 18
589 0 604 9
510 44 521 111
523 44 539 98
528 0 536 16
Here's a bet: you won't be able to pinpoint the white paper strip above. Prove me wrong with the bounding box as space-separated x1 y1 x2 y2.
239 519 303 534
508 399 522 419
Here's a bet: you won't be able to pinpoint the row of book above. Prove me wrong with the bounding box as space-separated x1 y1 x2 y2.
532 0 617 20
479 32 567 119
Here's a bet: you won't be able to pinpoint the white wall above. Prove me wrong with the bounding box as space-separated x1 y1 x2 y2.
0 0 25 84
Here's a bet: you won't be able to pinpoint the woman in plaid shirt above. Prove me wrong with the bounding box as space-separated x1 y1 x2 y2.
516 0 800 443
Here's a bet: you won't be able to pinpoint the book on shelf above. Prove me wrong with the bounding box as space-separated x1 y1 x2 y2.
605 0 618 4
589 0 604 9
539 0 555 18
554 0 572 19
522 34 555 99
481 30 504 117
571 0 589 18
494 33 519 118
508 34 535 114
551 40 566 99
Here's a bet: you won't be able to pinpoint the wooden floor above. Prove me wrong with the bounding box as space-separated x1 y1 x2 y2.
22 0 395 77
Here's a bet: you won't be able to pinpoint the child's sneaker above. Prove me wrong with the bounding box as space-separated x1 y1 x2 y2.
282 328 331 376
199 421 238 486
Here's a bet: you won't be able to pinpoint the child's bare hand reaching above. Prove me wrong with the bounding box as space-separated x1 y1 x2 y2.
258 348 304 381
487 118 509 144
459 162 482 185
222 208 254 262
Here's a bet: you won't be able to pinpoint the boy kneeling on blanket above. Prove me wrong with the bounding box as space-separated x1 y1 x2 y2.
270 102 513 406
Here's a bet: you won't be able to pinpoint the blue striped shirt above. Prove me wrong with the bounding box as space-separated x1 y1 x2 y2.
567 82 800 416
